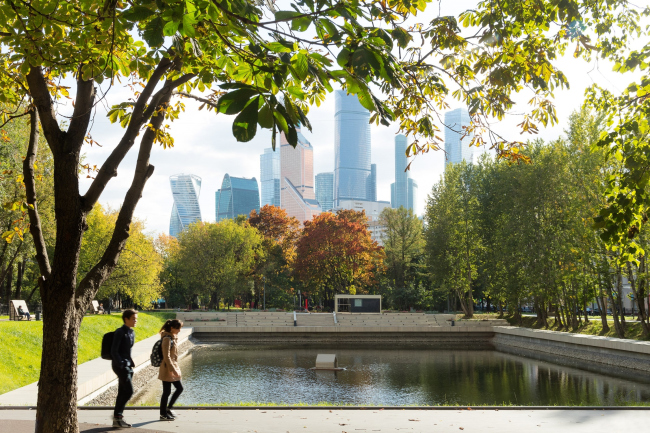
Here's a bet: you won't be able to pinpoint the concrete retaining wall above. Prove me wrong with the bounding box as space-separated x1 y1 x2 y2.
493 326 650 374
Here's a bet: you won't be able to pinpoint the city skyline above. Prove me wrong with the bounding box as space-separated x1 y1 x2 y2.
315 172 334 212
444 108 476 168
169 174 202 237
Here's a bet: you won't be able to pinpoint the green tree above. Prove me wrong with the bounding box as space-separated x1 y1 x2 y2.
379 206 425 310
425 161 481 318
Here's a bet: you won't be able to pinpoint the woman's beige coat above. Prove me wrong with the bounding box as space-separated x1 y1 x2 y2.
158 331 181 382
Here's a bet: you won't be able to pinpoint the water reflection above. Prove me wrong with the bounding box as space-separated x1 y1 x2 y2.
133 345 650 406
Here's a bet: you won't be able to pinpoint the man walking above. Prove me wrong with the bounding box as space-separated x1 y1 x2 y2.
111 309 138 428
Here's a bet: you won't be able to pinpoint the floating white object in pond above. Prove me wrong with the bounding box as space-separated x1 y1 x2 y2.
312 354 345 371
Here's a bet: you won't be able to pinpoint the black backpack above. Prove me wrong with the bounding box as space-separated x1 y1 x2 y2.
150 336 173 367
101 331 115 360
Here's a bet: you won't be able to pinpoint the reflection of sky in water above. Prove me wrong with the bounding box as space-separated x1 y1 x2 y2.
133 346 650 406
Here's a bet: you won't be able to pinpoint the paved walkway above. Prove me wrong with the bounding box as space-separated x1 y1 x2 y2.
0 328 192 406
0 408 645 432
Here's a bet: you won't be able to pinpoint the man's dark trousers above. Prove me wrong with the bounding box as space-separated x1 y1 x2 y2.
112 365 134 417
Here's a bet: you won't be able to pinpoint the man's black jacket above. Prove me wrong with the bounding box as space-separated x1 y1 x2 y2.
111 324 135 371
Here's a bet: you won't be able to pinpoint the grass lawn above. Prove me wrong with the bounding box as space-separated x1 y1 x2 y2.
504 315 650 341
0 311 174 395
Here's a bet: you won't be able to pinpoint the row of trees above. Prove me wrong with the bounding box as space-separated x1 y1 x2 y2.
425 110 650 339
160 206 387 311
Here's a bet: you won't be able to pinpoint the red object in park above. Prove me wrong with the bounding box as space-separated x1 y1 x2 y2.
305 298 308 311
234 299 242 308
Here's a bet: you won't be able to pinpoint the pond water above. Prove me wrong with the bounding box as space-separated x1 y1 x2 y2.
133 345 650 406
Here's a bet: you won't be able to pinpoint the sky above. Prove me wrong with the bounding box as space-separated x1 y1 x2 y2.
64 0 639 237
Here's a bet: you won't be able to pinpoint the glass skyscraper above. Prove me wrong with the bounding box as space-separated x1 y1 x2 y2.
280 126 321 223
215 174 260 222
169 174 202 237
260 147 280 207
334 90 372 206
315 172 334 212
390 134 417 212
444 108 474 167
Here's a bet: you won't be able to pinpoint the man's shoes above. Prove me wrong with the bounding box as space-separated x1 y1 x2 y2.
112 416 132 428
166 409 178 417
160 414 175 421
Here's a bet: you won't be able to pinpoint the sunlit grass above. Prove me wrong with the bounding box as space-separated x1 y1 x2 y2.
0 312 175 395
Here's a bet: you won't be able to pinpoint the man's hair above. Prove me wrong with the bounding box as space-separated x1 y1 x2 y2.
122 309 138 322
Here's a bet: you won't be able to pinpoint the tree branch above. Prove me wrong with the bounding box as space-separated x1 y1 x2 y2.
173 91 219 109
80 61 192 212
26 67 64 150
64 76 95 152
75 79 177 307
23 108 52 279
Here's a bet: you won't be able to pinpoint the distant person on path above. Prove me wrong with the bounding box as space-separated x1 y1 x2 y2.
111 309 138 428
158 319 184 421
98 303 104 314
17 305 31 320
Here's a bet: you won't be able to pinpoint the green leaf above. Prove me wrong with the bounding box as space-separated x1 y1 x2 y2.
122 6 156 21
181 13 197 37
390 27 412 49
143 17 165 47
274 11 311 31
258 104 274 128
163 20 179 36
232 97 260 142
217 89 259 115
291 54 308 80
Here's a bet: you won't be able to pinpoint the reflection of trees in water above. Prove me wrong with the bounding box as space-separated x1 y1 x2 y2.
133 348 650 406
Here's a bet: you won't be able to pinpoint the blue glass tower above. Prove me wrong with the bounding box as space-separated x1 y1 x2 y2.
169 174 202 237
216 174 260 221
334 90 371 206
391 134 418 212
260 148 280 207
444 108 474 168
315 172 334 212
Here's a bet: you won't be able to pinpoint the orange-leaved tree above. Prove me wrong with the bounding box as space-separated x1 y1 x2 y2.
248 205 299 308
294 210 384 309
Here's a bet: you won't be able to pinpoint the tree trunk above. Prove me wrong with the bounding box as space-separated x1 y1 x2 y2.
627 262 650 337
605 272 624 338
5 264 13 303
596 294 610 333
14 258 24 299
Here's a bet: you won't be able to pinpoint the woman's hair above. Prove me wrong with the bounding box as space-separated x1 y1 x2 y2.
160 319 183 333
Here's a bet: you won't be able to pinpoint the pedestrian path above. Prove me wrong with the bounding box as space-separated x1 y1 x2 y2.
0 327 192 406
0 408 645 432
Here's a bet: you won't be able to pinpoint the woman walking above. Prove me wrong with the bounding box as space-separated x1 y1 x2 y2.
158 319 184 421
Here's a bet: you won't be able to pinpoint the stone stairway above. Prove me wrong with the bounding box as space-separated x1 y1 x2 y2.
335 313 455 327
296 313 335 326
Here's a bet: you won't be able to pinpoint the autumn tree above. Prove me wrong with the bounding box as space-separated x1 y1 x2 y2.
248 205 299 308
294 210 384 308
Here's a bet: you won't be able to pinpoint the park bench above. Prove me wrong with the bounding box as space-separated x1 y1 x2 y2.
10 300 31 321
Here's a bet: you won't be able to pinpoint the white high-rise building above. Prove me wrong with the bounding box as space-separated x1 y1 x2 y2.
444 108 475 168
169 174 202 237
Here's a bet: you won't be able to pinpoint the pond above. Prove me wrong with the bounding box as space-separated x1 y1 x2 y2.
133 345 650 406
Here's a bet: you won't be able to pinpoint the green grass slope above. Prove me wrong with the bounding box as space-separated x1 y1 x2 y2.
0 312 174 395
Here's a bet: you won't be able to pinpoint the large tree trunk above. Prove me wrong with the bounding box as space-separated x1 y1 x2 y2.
6 264 13 303
596 294 610 333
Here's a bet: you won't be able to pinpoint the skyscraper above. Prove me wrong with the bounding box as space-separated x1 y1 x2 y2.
169 174 202 237
280 126 321 223
215 174 260 222
368 163 377 202
260 147 280 207
334 90 371 206
391 134 417 212
315 172 334 212
444 108 474 167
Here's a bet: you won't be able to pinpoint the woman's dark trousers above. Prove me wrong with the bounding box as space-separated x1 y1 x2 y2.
160 380 184 415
